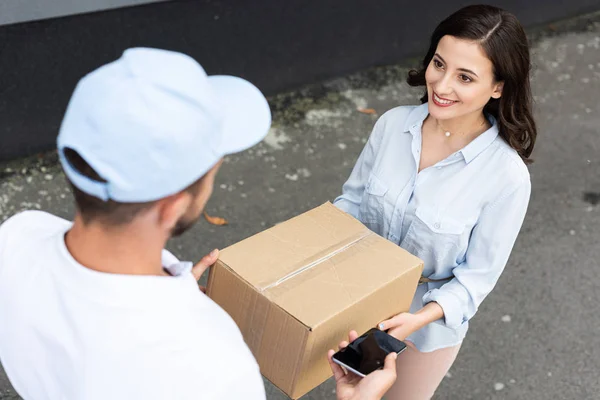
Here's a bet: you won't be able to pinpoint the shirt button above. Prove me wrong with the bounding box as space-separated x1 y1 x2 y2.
434 222 441 229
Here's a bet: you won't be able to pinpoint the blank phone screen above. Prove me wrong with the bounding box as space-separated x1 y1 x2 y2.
332 328 407 376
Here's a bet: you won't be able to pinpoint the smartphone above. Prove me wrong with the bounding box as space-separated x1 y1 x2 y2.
332 328 407 377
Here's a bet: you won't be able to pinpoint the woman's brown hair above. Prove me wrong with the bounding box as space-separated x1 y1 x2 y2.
408 5 537 163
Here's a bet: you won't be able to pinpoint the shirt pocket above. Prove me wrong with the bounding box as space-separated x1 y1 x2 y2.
359 174 389 223
401 207 465 263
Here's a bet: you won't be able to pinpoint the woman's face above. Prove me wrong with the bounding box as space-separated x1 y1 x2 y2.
425 35 503 122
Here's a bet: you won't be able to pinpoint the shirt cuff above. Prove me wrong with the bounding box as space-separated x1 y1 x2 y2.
422 288 465 330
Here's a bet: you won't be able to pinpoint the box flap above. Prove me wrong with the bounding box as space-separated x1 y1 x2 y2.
219 202 423 328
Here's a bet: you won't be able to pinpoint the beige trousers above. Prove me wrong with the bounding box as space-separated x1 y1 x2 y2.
384 340 462 400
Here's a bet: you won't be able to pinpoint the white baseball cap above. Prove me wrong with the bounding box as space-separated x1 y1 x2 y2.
57 47 271 202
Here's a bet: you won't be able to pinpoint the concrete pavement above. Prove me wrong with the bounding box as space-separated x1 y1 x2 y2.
1 11 599 400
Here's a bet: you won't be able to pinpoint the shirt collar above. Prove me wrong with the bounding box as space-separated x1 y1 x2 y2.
403 103 430 133
403 103 499 164
460 115 499 163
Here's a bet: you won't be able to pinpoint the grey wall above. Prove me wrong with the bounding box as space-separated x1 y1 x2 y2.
0 0 166 26
1 0 600 161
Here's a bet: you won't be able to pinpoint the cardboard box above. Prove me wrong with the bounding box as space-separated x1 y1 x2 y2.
207 202 423 399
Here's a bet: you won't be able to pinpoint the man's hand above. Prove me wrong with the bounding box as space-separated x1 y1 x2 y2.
328 331 398 400
378 312 424 341
192 249 219 293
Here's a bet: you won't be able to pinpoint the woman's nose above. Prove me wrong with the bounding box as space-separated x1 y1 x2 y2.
433 73 454 96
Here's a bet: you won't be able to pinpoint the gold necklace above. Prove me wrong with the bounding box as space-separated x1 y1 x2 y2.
438 118 487 138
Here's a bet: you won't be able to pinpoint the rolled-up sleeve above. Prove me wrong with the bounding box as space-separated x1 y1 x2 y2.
333 117 385 218
423 178 531 329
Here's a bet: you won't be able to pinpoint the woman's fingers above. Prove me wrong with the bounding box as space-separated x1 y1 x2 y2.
379 313 408 331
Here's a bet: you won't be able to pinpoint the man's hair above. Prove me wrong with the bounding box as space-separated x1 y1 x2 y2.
63 148 204 225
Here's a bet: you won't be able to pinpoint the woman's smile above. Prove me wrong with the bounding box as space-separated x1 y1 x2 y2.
432 92 459 107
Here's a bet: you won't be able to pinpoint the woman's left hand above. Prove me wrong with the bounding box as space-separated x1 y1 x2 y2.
378 312 425 341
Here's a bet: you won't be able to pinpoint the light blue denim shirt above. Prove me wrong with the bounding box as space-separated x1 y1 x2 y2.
334 104 531 352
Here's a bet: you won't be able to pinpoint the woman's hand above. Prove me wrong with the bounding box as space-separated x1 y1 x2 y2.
378 312 425 340
379 302 445 340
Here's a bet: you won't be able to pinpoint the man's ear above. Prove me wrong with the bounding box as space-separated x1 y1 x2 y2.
158 192 192 232
491 81 504 99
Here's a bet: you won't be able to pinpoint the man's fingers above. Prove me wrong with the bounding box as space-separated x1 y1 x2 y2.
192 249 219 280
327 350 346 381
365 352 397 394
338 341 349 351
348 330 359 342
383 352 398 374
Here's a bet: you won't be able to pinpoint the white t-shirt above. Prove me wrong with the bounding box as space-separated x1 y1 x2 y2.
0 211 266 400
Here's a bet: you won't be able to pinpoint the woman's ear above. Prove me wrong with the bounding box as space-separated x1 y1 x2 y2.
491 81 504 99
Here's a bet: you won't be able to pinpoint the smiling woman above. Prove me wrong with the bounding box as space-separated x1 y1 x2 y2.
334 5 536 399
408 5 537 164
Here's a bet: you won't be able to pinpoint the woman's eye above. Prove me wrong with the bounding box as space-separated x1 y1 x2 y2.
459 74 472 83
433 59 444 69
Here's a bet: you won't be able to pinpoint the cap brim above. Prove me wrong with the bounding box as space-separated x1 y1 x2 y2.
208 75 271 155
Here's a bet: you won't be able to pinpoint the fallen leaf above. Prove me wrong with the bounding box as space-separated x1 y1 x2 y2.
203 212 229 226
357 107 377 115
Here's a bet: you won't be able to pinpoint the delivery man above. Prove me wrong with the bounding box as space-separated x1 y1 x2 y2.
0 48 397 400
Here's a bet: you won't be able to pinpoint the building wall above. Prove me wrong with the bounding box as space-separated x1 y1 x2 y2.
0 0 165 26
1 0 599 160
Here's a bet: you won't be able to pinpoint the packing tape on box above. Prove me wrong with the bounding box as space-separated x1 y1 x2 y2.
260 230 373 292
